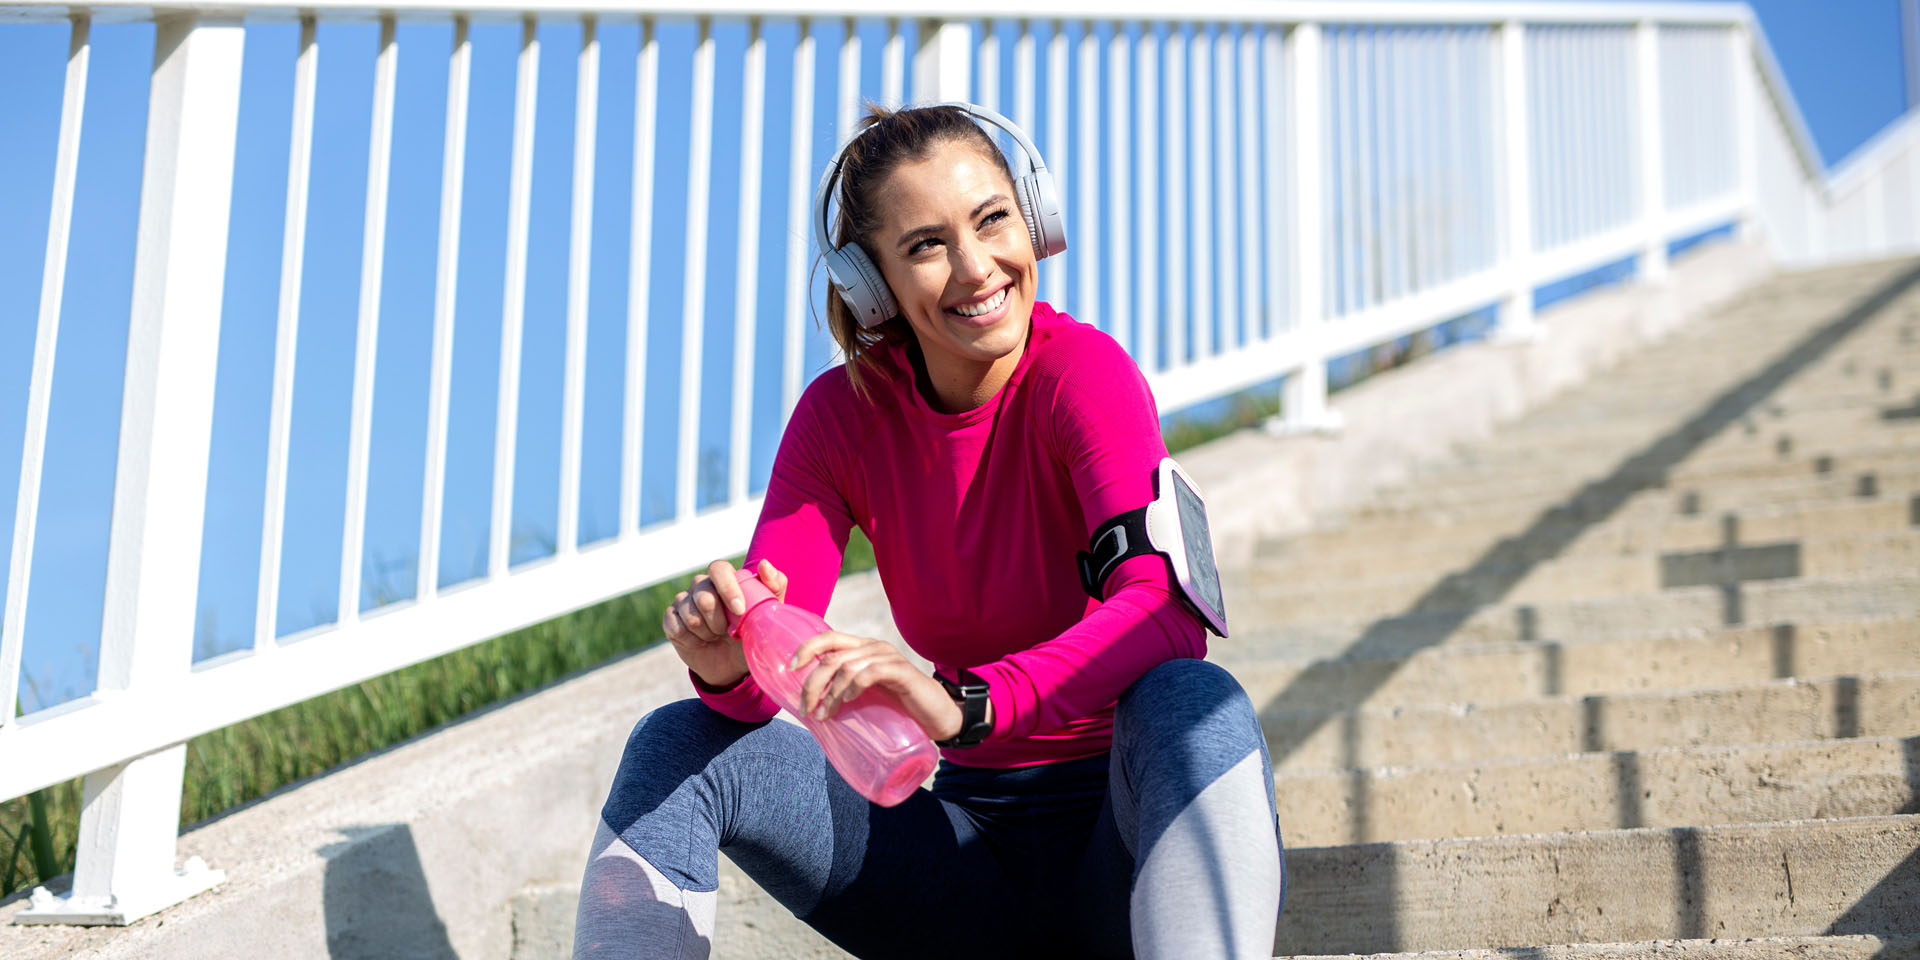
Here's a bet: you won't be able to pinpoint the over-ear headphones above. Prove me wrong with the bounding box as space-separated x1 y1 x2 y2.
811 102 1068 330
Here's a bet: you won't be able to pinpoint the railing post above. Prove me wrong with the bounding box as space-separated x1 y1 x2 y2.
1494 19 1537 342
1634 19 1669 283
1865 168 1890 256
14 13 239 926
1730 22 1762 245
914 19 973 103
1911 120 1920 253
1271 20 1341 436
1810 180 1829 264
4 13 89 729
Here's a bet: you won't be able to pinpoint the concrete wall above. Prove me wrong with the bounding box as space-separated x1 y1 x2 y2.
0 239 1774 960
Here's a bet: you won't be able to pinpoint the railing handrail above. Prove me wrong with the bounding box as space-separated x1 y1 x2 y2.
1826 106 1920 195
0 0 1757 23
1736 9 1825 185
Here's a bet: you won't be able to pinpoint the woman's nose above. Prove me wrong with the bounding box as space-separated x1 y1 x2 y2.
949 236 992 283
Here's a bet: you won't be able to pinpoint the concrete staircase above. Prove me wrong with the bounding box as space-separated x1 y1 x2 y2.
1234 258 1920 958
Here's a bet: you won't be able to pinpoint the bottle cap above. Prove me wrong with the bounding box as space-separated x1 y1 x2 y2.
727 568 779 633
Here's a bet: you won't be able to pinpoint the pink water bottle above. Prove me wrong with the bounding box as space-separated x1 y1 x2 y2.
725 570 939 806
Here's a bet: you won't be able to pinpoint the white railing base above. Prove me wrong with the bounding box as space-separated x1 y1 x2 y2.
1491 321 1547 345
13 857 223 927
1263 409 1347 438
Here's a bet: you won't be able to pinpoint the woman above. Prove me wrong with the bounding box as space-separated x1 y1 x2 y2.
573 103 1284 959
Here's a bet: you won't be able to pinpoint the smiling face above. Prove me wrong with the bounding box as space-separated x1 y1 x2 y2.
867 139 1038 414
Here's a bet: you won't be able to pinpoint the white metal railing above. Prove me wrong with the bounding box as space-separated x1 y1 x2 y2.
0 0 1901 925
1822 107 1920 263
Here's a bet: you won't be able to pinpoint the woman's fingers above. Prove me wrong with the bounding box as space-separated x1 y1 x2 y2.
798 635 926 720
691 587 729 637
789 629 860 669
665 576 730 646
708 559 745 616
793 633 871 713
784 633 960 736
817 653 901 718
662 601 686 642
755 559 789 603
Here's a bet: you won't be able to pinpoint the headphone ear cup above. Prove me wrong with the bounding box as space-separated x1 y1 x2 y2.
825 243 899 330
1015 170 1069 260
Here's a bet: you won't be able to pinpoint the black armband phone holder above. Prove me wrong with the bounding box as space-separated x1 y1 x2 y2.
1075 458 1229 637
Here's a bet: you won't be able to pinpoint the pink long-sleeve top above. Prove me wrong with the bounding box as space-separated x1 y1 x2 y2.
697 301 1208 768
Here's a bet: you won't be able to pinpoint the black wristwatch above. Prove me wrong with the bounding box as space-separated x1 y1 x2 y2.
934 667 992 748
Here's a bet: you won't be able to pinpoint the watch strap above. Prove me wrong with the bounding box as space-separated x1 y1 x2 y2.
934 667 992 748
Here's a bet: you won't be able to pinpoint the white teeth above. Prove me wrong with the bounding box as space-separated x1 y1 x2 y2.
950 287 1008 318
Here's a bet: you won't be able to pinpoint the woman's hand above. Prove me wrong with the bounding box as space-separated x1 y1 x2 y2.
790 632 975 742
665 559 789 690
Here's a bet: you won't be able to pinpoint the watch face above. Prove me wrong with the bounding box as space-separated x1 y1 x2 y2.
1171 470 1226 628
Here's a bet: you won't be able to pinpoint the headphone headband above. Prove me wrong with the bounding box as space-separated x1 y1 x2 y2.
811 101 1068 329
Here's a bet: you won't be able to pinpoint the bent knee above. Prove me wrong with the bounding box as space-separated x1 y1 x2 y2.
620 698 788 763
1112 660 1267 788
625 698 729 751
1116 660 1259 739
602 700 757 831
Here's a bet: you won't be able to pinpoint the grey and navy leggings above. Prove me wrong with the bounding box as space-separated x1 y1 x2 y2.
573 658 1285 959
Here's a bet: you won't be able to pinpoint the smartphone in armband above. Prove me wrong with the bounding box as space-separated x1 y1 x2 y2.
1077 457 1229 637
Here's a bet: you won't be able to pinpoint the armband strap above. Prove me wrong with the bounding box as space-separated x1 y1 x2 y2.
1077 505 1151 600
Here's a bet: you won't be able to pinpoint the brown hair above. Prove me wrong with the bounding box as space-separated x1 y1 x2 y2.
819 103 1017 402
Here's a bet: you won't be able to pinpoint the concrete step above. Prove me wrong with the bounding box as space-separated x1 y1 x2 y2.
1364 451 1920 518
1531 340 1919 393
1512 315 1899 380
1518 337 1918 404
1210 616 1919 709
1274 814 1920 956
1249 509 1917 586
1402 447 1920 522
1497 379 1917 445
1231 564 1920 632
1522 359 1911 408
1511 377 1917 438
1291 935 1920 960
1253 498 1917 582
1254 671 1920 774
1276 735 1919 846
1500 330 1918 403
1340 462 1920 535
1232 532 1919 615
1427 418 1920 489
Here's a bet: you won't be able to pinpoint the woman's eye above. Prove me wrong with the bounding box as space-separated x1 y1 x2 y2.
981 210 1008 228
910 237 940 255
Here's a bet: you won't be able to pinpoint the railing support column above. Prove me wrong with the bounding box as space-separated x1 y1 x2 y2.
1804 183 1826 264
1494 19 1538 342
1634 19 1669 283
1270 21 1341 436
1730 22 1762 245
914 19 973 103
14 13 239 926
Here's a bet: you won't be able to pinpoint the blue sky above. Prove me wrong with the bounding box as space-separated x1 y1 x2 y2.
0 2 1909 714
1737 0 1908 166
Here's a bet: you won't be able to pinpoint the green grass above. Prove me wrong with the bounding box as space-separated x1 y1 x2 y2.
1 393 1256 901
1163 390 1285 453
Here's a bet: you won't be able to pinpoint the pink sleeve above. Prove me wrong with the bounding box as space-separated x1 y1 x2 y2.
691 668 780 721
694 381 858 722
970 334 1208 741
